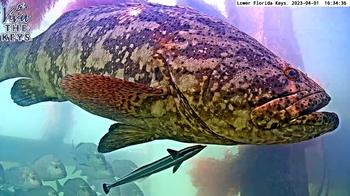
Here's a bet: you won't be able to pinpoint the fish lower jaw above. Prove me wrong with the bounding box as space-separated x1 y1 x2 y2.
250 90 332 130
288 111 339 130
264 111 339 144
248 90 339 144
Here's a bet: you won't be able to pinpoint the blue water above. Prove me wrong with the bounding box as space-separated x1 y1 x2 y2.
0 1 349 196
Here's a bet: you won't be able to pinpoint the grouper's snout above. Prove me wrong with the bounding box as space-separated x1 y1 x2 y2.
251 90 329 129
249 87 338 144
248 64 339 129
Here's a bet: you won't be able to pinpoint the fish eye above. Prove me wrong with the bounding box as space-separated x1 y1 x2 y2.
284 67 299 81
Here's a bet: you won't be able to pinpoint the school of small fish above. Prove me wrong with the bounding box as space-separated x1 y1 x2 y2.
0 143 143 195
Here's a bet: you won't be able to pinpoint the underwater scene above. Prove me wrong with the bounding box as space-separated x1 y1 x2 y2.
0 0 349 195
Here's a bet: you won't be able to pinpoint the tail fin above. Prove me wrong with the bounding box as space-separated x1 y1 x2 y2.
0 42 13 82
0 42 29 83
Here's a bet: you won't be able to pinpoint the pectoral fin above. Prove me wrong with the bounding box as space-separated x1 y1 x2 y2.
108 123 121 132
60 74 166 118
98 123 157 153
11 79 62 106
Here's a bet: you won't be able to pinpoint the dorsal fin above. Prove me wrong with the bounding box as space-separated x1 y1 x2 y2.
167 149 179 159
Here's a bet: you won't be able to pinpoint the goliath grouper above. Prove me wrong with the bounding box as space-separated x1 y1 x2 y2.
0 3 339 153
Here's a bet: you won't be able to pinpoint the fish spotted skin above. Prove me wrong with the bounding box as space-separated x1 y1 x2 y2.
0 3 338 152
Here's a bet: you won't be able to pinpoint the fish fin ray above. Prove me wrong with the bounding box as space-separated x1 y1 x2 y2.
72 166 80 174
56 180 63 192
60 74 166 118
167 149 179 159
11 78 63 106
98 123 157 153
173 161 183 173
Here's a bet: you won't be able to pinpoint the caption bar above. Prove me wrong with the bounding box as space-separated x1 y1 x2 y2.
236 0 349 6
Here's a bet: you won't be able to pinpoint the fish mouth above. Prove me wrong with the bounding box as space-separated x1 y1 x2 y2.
57 170 67 179
250 90 339 134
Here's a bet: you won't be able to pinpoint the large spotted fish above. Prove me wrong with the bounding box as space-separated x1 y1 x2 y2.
0 3 339 153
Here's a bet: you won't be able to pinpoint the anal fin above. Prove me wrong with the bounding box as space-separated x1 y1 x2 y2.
173 161 183 173
98 123 157 153
11 78 62 106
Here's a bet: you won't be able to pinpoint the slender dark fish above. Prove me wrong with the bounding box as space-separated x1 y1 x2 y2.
103 145 206 193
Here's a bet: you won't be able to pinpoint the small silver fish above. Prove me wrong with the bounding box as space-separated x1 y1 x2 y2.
73 143 114 179
31 154 67 181
79 162 115 180
119 182 144 196
15 185 58 196
112 159 138 178
74 143 106 166
4 166 42 190
56 178 97 196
